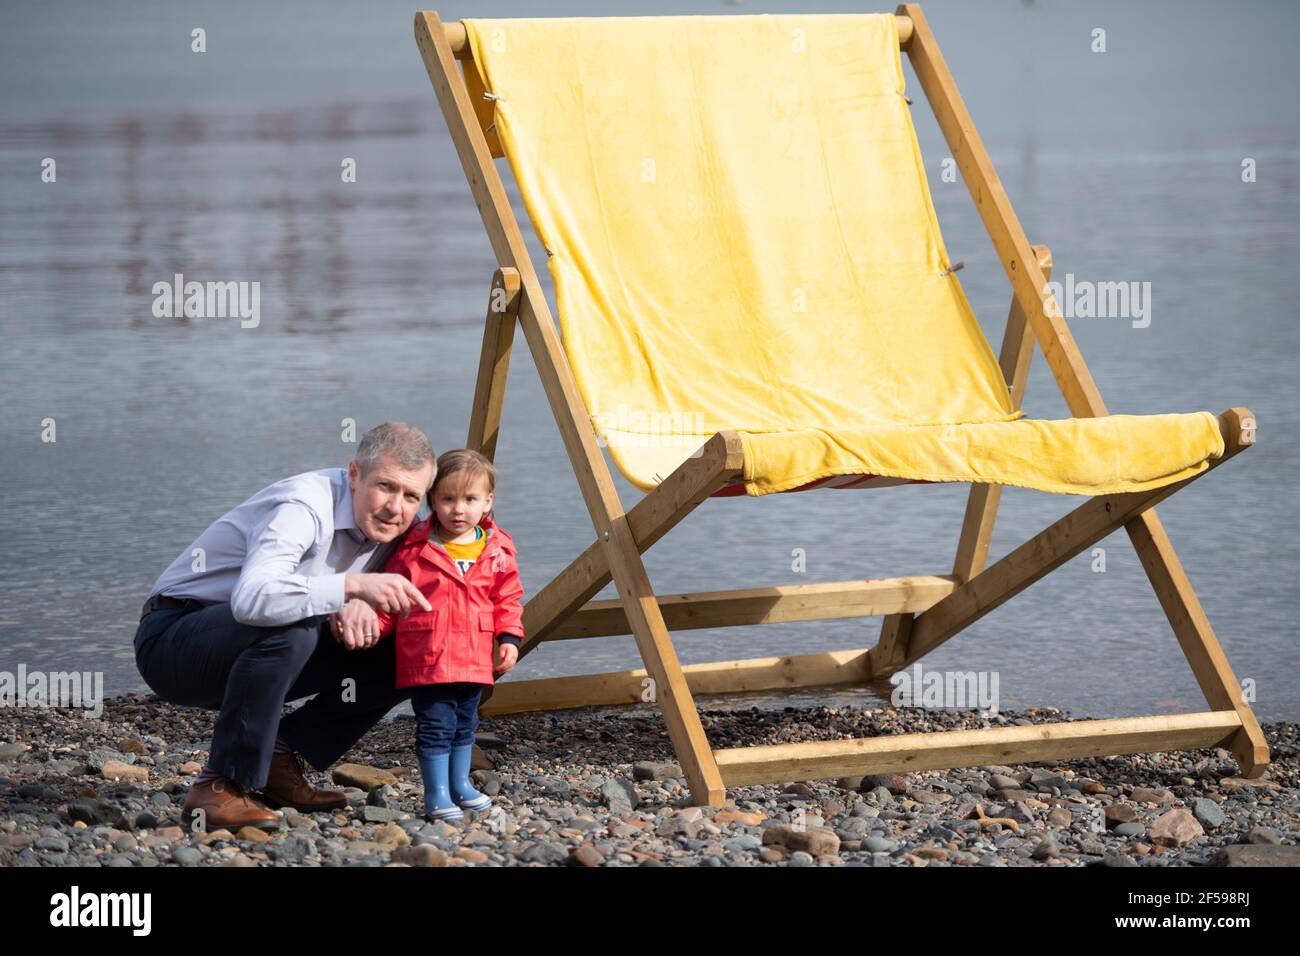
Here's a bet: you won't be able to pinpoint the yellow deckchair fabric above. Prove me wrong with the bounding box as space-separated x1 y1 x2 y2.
461 13 1225 496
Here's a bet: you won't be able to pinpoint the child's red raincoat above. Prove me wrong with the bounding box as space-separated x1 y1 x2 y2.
374 513 524 688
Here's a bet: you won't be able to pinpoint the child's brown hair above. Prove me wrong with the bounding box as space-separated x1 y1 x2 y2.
427 448 496 523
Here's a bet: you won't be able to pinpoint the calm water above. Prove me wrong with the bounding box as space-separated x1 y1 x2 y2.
2 0 1298 723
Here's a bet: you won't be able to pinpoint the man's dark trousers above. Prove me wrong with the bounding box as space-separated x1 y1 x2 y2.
134 601 411 790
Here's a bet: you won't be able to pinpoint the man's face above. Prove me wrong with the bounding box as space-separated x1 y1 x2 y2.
348 454 435 543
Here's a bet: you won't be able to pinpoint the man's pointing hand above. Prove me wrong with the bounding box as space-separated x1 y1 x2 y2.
344 572 435 617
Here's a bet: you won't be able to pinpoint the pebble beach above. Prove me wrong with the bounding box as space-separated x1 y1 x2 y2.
2 694 1297 868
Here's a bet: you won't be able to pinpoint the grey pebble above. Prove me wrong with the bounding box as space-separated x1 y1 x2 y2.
1193 798 1226 829
171 846 202 866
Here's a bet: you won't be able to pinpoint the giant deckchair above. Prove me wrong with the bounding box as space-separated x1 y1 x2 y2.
415 5 1267 807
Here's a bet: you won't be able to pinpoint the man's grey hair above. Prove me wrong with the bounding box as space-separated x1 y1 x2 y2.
355 422 436 475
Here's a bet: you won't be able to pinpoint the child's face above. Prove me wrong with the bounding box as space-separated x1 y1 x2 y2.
432 471 493 536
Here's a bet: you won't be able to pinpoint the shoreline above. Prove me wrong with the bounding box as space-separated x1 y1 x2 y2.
2 693 1296 867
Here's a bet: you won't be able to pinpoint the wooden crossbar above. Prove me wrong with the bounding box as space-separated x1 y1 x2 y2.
714 711 1244 787
417 4 1270 807
441 15 916 58
481 648 875 716
547 576 958 640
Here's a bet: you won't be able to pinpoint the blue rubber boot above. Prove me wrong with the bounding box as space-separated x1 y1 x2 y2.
449 744 492 812
418 751 463 821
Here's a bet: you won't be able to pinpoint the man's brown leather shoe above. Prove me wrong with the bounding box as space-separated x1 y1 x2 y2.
257 751 348 812
182 776 280 830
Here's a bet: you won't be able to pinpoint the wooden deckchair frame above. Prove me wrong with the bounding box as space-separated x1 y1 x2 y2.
415 3 1268 806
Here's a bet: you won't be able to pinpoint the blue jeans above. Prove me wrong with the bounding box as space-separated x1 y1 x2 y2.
134 600 412 790
411 682 483 757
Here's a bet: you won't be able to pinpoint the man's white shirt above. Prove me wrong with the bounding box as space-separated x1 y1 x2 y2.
148 468 394 626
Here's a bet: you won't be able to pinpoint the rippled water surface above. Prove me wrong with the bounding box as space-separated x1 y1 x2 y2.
2 0 1298 722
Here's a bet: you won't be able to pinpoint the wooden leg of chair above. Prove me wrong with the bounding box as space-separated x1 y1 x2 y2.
870 613 913 680
601 521 728 806
466 267 521 459
1126 510 1270 777
952 245 1053 583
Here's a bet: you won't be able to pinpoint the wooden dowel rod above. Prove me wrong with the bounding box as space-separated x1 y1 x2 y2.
441 14 914 59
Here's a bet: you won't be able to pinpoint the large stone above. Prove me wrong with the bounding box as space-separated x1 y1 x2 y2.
533 775 572 798
714 809 765 827
1247 826 1282 845
1105 804 1138 828
600 779 637 814
1212 844 1300 867
1031 839 1060 860
1192 798 1226 829
67 799 128 828
391 844 449 867
84 749 129 773
632 761 682 781
331 763 398 791
861 774 910 795
1028 771 1067 790
568 844 604 867
101 760 148 783
910 791 952 805
171 846 202 865
1147 809 1204 848
761 823 840 856
656 815 702 839
518 842 569 865
1046 808 1073 828
361 806 403 824
1130 787 1176 805
1005 801 1037 824
997 788 1035 803
375 823 411 847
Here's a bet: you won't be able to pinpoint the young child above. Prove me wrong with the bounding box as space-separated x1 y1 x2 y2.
373 448 523 821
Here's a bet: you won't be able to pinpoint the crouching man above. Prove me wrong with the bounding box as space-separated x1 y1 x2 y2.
133 422 437 829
